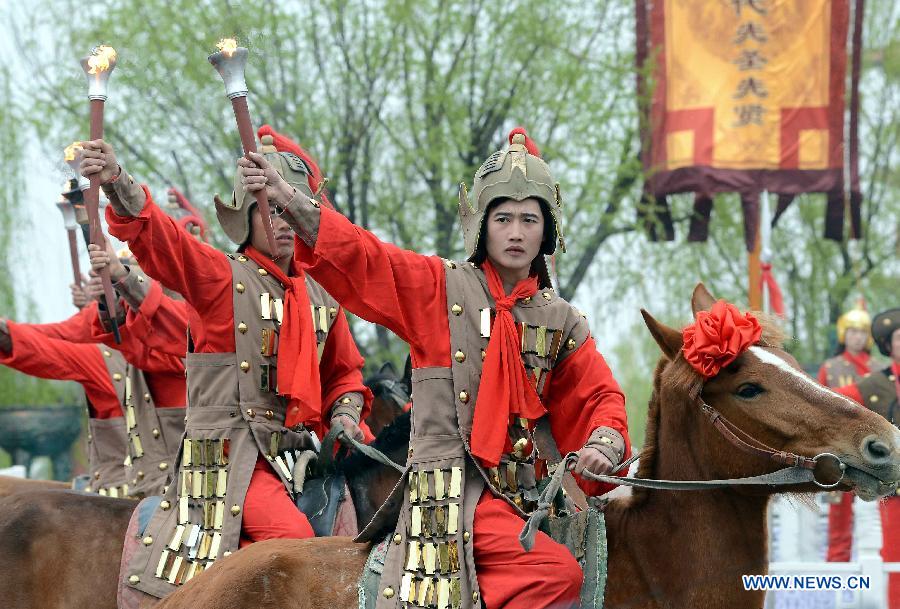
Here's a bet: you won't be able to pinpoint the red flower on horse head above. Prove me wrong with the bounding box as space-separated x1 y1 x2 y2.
682 300 762 378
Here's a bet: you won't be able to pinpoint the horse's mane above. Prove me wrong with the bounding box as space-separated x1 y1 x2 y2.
364 362 412 402
631 313 786 505
339 410 411 475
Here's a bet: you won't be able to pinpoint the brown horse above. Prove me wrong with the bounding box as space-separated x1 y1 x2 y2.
0 412 411 609
0 474 69 497
157 284 900 609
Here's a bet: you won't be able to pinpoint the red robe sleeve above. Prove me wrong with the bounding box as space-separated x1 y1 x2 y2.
295 207 450 368
543 336 630 496
315 308 374 435
105 188 233 353
0 322 121 418
28 303 100 342
89 281 190 362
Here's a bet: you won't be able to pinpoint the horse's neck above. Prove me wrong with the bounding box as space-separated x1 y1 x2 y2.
604 401 770 608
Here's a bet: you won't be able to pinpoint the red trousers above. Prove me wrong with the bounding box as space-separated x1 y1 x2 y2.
826 492 854 562
239 457 314 547
882 496 900 608
473 493 582 609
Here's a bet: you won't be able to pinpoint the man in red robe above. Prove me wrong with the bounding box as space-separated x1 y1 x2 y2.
240 126 630 609
818 302 872 562
836 308 900 608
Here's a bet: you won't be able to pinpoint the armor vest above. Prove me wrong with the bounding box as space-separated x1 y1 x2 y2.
85 347 129 496
125 254 338 599
359 261 589 609
858 367 899 425
821 354 866 389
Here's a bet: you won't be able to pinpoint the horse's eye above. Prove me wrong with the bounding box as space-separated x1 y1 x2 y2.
735 383 764 399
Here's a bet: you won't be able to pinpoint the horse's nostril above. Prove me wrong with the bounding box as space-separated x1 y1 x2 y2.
862 436 893 464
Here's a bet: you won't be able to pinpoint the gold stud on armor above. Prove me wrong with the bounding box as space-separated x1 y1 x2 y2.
235 283 245 294
103 350 111 357
152 428 160 438
142 536 153 545
463 531 471 542
158 462 168 471
246 409 256 418
445 260 456 269
264 410 274 420
566 338 577 350
383 587 395 599
113 373 123 381
341 397 352 404
454 350 466 363
160 500 171 510
393 534 402 544
258 268 268 276
542 292 551 301
473 591 480 602
137 471 145 479
458 391 469 403
128 575 140 585
238 255 248 262
143 392 151 402
240 361 250 372
238 322 248 334
523 297 531 304
329 307 337 318
451 304 463 316
231 505 241 516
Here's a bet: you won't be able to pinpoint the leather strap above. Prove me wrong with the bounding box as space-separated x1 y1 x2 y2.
533 417 588 511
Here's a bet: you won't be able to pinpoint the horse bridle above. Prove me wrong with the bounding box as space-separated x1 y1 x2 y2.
696 397 844 488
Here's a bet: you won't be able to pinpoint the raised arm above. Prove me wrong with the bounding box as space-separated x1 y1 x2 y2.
80 140 232 318
87 241 191 359
237 151 447 359
27 303 99 343
0 321 120 417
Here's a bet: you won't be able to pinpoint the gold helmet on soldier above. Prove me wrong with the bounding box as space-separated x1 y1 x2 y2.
458 127 565 260
836 299 872 347
215 134 315 246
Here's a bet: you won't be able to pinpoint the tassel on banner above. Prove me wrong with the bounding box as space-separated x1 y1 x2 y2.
760 262 785 317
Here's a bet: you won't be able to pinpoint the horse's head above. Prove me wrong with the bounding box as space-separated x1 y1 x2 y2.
364 361 411 438
639 283 900 501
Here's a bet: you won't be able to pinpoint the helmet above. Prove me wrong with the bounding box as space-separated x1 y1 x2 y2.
871 308 900 357
459 127 564 260
215 134 315 246
836 299 872 346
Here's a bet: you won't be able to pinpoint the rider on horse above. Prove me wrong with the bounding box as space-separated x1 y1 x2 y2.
80 128 373 599
818 301 872 563
836 308 900 608
238 126 631 609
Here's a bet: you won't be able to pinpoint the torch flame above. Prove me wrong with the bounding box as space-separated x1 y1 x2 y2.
216 38 238 57
87 45 117 75
64 142 83 162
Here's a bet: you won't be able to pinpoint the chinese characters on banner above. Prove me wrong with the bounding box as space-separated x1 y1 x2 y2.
635 0 864 250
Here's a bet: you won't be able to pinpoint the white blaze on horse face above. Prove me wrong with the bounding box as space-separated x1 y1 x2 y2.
747 346 859 409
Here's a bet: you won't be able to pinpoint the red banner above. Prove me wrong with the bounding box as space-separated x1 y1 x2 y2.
636 0 864 249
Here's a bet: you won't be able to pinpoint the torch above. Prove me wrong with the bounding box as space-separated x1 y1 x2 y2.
79 45 120 343
55 191 82 291
64 142 91 247
208 38 278 255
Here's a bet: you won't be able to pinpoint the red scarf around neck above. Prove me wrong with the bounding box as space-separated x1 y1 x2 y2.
469 261 547 467
841 350 871 377
244 246 321 428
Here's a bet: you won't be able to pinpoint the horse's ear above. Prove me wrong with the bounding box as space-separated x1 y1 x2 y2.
641 309 683 359
691 283 716 317
379 361 397 377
